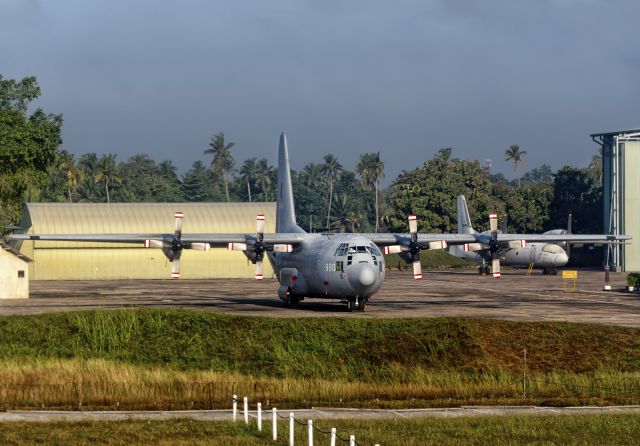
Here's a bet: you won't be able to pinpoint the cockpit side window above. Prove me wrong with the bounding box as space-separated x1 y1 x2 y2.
368 244 382 256
334 242 350 256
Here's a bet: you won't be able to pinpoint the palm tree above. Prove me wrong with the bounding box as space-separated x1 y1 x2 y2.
321 154 342 232
505 144 527 188
239 158 258 202
255 158 274 201
355 152 385 232
77 153 99 202
59 150 84 203
94 154 122 203
330 193 359 233
204 132 235 202
158 160 178 180
302 163 323 189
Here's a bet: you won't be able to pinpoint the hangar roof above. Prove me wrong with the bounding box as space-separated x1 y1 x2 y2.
590 128 640 138
20 202 277 248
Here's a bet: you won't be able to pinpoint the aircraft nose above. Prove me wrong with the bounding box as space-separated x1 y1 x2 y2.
348 263 378 289
556 252 569 266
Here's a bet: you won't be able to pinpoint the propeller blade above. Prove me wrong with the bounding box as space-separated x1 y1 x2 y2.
256 214 265 239
174 211 184 236
255 261 264 280
273 244 293 253
492 258 501 278
412 260 422 280
408 215 418 241
383 245 405 255
228 242 248 251
191 243 210 251
507 240 527 249
171 258 181 279
144 239 164 249
428 241 447 250
489 213 498 233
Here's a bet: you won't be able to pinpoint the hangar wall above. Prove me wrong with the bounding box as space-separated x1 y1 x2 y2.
623 141 640 271
594 129 640 272
16 202 277 280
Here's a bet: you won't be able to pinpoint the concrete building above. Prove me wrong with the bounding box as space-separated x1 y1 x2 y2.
0 242 31 298
14 202 276 280
591 128 640 272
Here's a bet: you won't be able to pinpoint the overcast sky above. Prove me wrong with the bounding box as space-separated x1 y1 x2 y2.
2 0 638 183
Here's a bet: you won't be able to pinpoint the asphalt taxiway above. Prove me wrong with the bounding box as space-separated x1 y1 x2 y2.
1 269 638 326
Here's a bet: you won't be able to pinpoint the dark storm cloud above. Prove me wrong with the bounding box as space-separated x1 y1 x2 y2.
1 0 638 182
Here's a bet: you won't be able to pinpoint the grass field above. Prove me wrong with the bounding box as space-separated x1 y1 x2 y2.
0 310 638 410
1 415 639 445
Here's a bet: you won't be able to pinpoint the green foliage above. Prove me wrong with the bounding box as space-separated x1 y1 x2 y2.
387 149 504 233
0 75 62 228
626 272 640 287
0 311 639 378
182 161 225 202
549 166 602 233
2 415 640 446
505 183 553 232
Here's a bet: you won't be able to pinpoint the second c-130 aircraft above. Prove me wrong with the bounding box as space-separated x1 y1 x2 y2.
10 133 631 311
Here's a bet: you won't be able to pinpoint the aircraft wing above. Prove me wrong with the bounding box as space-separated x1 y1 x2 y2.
361 233 479 246
8 233 306 247
496 234 630 243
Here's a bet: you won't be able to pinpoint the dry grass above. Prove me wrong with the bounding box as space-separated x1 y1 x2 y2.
0 358 638 410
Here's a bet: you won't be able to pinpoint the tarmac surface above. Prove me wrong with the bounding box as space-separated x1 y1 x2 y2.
2 269 638 326
1 406 639 422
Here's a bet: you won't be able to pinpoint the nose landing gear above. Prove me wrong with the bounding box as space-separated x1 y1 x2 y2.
346 297 368 312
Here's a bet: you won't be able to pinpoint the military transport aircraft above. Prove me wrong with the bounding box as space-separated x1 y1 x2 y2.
449 195 570 275
9 133 630 311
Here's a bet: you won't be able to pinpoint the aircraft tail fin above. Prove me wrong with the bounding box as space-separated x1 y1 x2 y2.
457 195 475 234
276 132 305 234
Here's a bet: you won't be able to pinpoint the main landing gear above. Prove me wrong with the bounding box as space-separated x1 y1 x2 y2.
346 297 368 312
542 267 559 275
478 265 491 276
282 287 300 308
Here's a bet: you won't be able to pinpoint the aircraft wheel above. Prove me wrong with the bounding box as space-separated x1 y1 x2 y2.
551 268 559 276
359 298 368 312
542 267 550 275
478 267 484 276
290 295 300 308
346 300 354 312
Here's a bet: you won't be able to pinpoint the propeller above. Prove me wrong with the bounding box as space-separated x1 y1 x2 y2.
143 211 210 279
383 215 447 280
226 214 293 280
489 213 501 278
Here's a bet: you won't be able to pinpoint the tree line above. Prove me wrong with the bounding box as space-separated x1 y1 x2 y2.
1 75 603 235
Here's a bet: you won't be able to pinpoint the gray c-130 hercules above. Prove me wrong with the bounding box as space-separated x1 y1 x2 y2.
9 133 631 311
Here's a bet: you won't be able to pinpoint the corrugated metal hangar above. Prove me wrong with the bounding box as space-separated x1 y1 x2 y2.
14 202 276 280
592 128 640 272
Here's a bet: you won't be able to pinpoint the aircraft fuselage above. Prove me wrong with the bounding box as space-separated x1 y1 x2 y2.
268 234 385 302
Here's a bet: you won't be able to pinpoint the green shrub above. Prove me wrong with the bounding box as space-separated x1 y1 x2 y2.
626 272 640 287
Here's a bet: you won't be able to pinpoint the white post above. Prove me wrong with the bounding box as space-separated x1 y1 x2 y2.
308 420 313 446
243 397 249 425
272 408 278 441
232 394 237 422
330 428 336 446
289 412 295 446
257 402 262 431
349 435 355 446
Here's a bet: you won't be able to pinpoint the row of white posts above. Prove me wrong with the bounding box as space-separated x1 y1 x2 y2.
233 395 380 446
